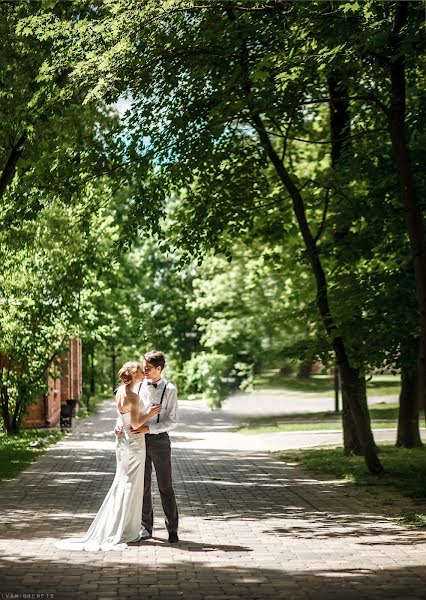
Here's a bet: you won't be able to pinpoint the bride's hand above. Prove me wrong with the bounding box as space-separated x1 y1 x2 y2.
146 404 161 416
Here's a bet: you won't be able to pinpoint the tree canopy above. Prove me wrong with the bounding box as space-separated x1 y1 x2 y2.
1 0 425 468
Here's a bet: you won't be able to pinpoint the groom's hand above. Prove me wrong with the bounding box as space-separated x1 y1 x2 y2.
130 424 149 435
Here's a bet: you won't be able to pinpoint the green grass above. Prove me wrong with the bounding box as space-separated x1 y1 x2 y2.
396 513 426 528
252 372 401 397
237 402 400 434
279 445 426 501
0 428 65 482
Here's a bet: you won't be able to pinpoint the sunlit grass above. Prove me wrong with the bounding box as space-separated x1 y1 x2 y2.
0 428 65 482
279 445 426 501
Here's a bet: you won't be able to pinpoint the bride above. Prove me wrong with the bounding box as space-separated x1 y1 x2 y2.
55 361 160 551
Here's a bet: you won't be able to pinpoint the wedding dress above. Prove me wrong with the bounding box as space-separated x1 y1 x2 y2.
55 411 145 551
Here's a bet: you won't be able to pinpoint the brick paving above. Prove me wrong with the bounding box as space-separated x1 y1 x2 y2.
0 398 426 600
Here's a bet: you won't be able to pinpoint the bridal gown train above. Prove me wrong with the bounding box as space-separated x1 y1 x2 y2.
55 411 145 551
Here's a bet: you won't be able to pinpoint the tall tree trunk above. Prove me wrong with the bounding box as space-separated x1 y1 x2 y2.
334 338 376 462
342 391 362 455
328 71 351 163
0 386 12 435
328 70 362 455
389 1 426 418
397 364 422 447
90 345 96 396
252 112 383 474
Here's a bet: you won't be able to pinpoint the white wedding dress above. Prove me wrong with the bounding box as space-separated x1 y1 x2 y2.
55 411 146 551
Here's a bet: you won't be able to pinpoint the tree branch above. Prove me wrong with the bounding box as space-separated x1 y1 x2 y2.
0 133 27 198
314 188 331 244
0 68 72 200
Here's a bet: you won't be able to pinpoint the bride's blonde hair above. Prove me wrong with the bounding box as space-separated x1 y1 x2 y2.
118 361 143 385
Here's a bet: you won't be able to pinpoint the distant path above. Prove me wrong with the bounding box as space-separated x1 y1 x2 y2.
221 387 398 417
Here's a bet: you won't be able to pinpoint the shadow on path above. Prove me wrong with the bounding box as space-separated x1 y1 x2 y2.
1 555 426 600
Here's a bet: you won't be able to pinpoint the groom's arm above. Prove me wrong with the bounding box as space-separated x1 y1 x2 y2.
147 384 178 435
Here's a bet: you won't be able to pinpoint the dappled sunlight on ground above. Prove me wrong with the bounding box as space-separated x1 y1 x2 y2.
0 397 425 598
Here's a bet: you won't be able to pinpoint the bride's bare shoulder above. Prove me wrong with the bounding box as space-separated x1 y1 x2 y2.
127 389 140 402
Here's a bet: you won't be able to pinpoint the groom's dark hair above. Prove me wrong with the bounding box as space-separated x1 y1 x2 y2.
144 350 165 371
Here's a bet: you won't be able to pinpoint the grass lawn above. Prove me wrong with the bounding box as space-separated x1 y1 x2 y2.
237 402 400 434
252 372 401 397
279 445 426 527
0 428 65 482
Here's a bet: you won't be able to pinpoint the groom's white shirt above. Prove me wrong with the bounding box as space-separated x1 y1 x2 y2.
135 377 178 435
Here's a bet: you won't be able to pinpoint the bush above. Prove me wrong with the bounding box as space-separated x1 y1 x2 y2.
177 352 232 408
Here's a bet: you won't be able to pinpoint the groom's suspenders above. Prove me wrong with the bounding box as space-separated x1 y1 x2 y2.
158 382 168 423
138 381 168 424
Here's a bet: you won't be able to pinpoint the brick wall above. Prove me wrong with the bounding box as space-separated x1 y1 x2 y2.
22 337 82 429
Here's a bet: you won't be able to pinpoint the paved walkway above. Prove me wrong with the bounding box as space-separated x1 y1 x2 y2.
1 398 426 600
222 387 399 417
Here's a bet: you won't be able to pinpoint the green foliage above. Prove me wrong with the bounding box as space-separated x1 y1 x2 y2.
177 352 232 409
0 197 120 432
396 513 426 529
2 0 425 421
80 232 200 397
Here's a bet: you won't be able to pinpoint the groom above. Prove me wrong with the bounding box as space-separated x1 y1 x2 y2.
116 350 179 543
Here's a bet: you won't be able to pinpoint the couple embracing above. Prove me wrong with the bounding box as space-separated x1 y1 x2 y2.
55 350 179 552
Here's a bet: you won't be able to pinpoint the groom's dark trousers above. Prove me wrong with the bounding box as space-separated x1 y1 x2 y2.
142 432 179 535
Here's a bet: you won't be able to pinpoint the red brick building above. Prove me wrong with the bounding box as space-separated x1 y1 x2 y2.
22 337 82 428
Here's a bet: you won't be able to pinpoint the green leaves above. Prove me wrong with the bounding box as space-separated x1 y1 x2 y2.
340 1 360 14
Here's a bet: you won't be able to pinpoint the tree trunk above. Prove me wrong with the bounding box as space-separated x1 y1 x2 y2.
328 71 351 163
0 386 12 435
342 390 362 455
90 345 96 396
336 341 379 468
297 359 312 379
251 111 383 474
397 365 422 447
328 69 367 454
389 1 426 418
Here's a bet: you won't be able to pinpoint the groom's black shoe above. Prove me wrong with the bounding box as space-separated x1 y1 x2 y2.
168 532 179 543
139 529 152 541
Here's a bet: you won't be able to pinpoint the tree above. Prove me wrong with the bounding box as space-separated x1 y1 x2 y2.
12 0 425 464
104 2 384 472
80 232 200 398
0 197 118 434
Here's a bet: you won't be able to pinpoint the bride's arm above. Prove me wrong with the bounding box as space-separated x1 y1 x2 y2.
114 393 124 436
130 395 160 430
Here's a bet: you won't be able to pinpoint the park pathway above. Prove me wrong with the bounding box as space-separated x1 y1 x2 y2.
1 398 426 600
